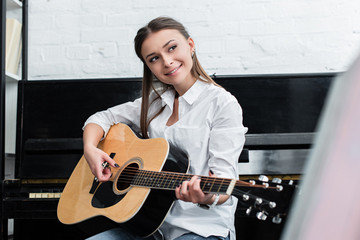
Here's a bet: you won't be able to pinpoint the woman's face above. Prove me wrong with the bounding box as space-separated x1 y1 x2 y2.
141 29 196 95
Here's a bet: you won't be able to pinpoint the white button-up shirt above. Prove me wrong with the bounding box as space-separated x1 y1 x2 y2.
84 80 247 240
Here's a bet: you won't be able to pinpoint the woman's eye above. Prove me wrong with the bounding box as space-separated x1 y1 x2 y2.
169 45 177 52
149 56 158 63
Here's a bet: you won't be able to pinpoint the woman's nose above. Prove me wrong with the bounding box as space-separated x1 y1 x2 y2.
163 55 173 67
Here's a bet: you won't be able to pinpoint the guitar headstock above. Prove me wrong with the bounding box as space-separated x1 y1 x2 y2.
234 175 297 224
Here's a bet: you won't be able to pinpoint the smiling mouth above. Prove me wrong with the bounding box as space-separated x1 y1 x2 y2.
165 65 182 75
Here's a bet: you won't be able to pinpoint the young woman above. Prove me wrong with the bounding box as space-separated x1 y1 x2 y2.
83 17 247 240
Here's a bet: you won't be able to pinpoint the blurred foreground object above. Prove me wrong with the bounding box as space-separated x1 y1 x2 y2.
282 52 360 240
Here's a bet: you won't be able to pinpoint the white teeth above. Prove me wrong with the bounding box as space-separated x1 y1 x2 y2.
168 65 180 75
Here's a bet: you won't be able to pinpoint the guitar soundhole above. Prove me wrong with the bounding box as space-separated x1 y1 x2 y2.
91 162 141 209
117 162 139 191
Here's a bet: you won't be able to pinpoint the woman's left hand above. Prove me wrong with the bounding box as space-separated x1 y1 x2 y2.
175 171 214 205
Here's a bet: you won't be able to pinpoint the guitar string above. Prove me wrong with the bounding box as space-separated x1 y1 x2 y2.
116 167 231 183
118 171 256 189
112 166 248 185
117 170 230 192
117 173 274 190
115 167 240 187
116 166 274 188
107 166 275 191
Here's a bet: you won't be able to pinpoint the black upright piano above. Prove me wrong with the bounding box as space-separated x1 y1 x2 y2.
1 73 337 239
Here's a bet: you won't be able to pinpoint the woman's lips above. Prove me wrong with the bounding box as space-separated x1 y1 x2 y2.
166 64 182 75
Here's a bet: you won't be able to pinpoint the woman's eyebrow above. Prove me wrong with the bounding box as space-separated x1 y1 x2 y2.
145 39 176 60
163 39 175 48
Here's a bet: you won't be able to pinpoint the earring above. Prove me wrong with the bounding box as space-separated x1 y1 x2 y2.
191 51 195 58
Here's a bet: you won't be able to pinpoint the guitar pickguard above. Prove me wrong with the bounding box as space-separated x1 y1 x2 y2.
92 181 125 208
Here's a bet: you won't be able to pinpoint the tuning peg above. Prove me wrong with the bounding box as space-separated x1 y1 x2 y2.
255 198 263 205
269 201 276 209
276 185 284 192
272 214 282 224
289 180 294 185
272 178 282 184
249 180 256 185
256 211 267 221
262 182 269 188
243 194 250 201
258 175 269 182
246 206 252 216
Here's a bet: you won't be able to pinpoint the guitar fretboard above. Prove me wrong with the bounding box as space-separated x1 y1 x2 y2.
128 169 233 194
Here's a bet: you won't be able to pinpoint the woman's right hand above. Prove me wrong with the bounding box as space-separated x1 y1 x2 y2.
83 123 119 182
83 144 118 182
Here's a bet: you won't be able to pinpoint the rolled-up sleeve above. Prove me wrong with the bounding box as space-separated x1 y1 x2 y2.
83 97 142 137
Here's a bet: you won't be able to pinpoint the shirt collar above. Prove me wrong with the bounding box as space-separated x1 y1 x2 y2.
160 80 210 108
180 80 209 105
160 88 175 109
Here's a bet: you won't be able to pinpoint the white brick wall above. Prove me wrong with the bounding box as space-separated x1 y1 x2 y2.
28 0 360 80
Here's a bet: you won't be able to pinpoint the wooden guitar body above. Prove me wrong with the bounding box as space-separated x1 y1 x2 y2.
57 123 189 237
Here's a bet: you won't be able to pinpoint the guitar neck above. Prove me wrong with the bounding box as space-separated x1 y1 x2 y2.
131 169 236 195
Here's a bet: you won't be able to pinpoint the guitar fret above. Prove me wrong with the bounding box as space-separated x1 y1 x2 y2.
161 172 168 189
215 178 224 193
141 170 150 187
217 179 229 193
146 170 154 187
165 173 172 189
163 172 171 188
150 172 158 188
208 178 216 193
160 172 168 188
138 170 145 186
132 169 141 186
200 177 231 194
202 177 215 193
134 170 141 186
157 172 165 188
155 172 164 188
166 172 177 190
200 177 209 192
149 171 157 188
173 173 182 190
138 170 146 186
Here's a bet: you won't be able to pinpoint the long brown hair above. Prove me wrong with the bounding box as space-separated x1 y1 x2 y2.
134 17 219 138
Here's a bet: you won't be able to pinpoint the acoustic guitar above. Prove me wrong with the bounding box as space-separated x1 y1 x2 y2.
57 123 295 237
